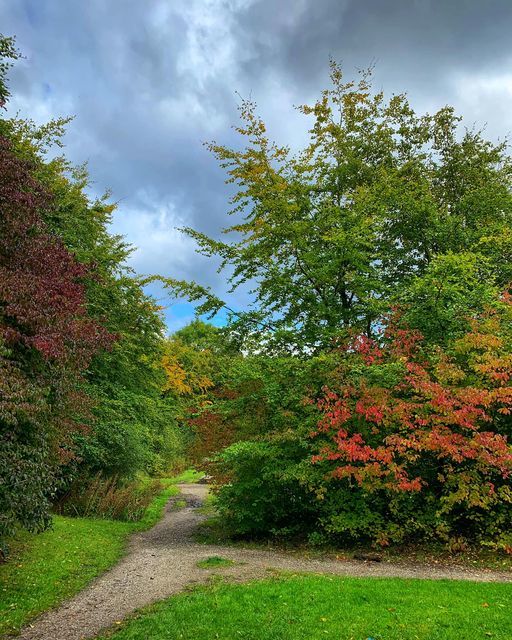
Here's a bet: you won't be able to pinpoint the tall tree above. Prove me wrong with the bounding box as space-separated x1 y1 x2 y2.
169 62 512 351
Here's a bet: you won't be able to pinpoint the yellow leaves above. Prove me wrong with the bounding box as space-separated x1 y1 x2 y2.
434 358 465 385
161 341 215 396
161 356 191 395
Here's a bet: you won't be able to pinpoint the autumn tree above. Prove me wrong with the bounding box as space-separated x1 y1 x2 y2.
0 35 186 546
0 133 112 544
190 62 512 546
169 62 512 352
0 89 185 480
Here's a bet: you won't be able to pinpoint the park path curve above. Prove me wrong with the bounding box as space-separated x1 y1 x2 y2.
18 483 512 640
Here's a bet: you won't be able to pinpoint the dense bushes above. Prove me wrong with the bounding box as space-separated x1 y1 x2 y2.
3 33 512 556
313 303 512 548
0 36 185 548
0 132 111 545
212 437 318 538
209 301 512 549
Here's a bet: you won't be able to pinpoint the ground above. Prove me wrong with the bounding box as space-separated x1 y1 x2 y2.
14 483 512 640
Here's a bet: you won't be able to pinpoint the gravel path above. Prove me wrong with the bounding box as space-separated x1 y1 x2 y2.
18 483 512 640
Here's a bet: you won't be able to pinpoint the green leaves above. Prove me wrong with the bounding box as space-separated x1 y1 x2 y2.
0 34 19 107
176 62 512 353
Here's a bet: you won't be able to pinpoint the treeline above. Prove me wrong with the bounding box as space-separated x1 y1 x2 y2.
171 62 512 551
2 36 511 554
0 36 188 548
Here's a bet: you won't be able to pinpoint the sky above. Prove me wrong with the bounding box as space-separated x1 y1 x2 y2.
2 0 512 332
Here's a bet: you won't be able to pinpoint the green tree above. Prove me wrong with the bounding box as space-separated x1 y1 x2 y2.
0 34 19 107
1 36 185 520
169 62 512 351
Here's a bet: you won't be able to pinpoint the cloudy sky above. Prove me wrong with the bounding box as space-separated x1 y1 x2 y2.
2 0 512 332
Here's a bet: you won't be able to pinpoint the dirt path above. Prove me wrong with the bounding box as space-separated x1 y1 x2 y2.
19 483 512 640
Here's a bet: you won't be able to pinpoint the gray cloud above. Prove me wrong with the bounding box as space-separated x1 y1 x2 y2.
2 0 512 330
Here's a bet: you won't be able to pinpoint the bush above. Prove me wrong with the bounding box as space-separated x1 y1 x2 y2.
71 386 185 479
211 437 319 538
313 301 512 546
0 433 53 553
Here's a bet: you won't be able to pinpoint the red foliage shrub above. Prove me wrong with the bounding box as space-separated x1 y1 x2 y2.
0 137 112 369
312 301 512 542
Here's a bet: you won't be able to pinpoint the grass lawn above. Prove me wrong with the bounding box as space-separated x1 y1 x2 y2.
98 574 512 640
0 481 179 637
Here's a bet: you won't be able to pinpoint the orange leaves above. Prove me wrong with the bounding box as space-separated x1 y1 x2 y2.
313 303 512 504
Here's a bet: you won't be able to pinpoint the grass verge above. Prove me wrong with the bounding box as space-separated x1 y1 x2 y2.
194 513 512 572
0 480 178 637
98 574 512 640
168 468 204 484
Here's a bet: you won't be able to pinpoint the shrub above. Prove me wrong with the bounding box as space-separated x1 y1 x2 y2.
313 300 512 545
211 437 319 538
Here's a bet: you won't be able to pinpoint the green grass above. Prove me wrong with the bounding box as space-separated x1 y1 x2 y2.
0 480 179 636
98 574 512 640
169 468 204 484
196 556 236 569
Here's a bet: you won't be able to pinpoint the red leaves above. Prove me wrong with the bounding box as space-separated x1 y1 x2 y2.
0 137 113 365
0 136 114 442
313 307 512 505
350 334 384 365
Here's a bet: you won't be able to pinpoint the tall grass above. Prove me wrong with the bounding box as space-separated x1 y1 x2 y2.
56 475 165 521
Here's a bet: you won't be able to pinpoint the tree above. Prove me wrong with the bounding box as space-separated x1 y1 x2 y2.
2 108 186 481
169 62 512 352
0 35 19 108
0 134 112 544
0 35 185 546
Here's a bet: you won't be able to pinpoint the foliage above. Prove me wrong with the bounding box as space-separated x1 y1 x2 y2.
21 132 185 480
400 252 501 344
162 336 216 397
0 133 112 545
161 321 231 462
211 437 318 538
55 475 166 522
0 37 186 548
174 61 512 551
96 575 512 640
182 346 336 464
170 62 512 352
312 300 512 546
72 386 182 478
0 34 19 107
